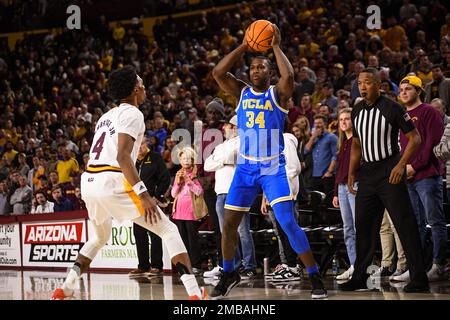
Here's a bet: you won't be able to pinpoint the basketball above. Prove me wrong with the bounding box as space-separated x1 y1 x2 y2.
245 20 274 52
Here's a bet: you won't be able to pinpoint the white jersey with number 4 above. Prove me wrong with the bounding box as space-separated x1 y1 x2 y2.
88 103 145 167
81 103 145 224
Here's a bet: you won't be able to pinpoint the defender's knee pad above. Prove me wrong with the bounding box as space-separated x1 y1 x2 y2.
158 221 187 259
135 216 187 259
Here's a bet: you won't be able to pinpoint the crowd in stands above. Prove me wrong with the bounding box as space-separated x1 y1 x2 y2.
1 0 450 219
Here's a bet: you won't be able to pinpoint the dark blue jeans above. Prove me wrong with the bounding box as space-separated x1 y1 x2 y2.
407 176 448 265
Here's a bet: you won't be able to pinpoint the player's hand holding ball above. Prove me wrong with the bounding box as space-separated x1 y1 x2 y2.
271 23 281 48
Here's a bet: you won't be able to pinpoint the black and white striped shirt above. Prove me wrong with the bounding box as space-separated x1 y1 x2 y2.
352 96 415 163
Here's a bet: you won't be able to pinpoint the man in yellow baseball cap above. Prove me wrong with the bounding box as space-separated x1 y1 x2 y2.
400 75 425 93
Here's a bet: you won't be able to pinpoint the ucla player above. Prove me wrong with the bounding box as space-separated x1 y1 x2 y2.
52 66 205 300
210 24 327 299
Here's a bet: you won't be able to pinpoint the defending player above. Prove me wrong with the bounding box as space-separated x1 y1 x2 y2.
51 66 205 300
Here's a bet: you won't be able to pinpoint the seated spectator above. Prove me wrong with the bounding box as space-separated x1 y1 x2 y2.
48 171 60 189
36 175 53 201
51 186 74 212
9 175 32 214
73 187 86 210
31 191 54 214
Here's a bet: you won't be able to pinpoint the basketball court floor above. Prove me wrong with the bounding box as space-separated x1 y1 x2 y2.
1 269 450 300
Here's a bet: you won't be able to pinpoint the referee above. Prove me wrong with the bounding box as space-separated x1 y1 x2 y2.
339 68 429 292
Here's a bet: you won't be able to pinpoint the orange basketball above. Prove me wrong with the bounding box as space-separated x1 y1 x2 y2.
245 20 274 52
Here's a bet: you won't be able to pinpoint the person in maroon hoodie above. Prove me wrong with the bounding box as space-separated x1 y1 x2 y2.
398 75 448 282
332 108 357 280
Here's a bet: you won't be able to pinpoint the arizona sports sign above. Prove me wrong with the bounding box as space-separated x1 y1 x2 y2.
22 220 87 267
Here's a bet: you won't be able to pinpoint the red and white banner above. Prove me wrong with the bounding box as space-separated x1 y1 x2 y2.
22 219 87 267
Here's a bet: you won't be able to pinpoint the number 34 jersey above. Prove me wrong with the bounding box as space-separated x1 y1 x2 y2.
88 103 145 168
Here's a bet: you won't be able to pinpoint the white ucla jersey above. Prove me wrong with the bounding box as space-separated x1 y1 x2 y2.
88 103 145 167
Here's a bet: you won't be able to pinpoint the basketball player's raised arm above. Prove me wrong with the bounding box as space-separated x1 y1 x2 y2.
348 137 361 195
212 42 248 100
272 24 294 107
117 132 160 223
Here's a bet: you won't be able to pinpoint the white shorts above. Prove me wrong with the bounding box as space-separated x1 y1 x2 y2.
81 171 143 224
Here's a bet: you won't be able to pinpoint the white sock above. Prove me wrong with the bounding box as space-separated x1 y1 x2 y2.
180 274 201 297
61 269 78 296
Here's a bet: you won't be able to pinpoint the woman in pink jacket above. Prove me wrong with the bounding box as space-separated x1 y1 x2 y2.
171 147 203 274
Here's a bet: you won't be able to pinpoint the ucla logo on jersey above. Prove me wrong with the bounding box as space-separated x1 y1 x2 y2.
242 99 274 111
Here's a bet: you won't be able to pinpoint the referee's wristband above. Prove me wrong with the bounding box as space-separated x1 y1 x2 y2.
132 181 148 195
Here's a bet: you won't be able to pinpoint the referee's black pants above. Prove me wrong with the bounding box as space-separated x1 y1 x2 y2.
352 155 427 284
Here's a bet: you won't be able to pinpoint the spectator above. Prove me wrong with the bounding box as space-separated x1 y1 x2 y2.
332 108 357 280
0 181 11 215
48 171 60 189
425 64 450 113
28 156 45 192
17 153 30 178
2 141 18 163
304 115 338 206
398 76 447 282
299 94 315 126
9 175 32 214
31 191 54 214
293 67 315 106
51 185 74 212
73 187 87 211
430 98 450 125
204 115 257 279
147 113 167 154
291 116 312 202
331 63 347 91
171 147 204 274
129 137 170 276
56 148 80 184
321 82 338 112
260 131 303 282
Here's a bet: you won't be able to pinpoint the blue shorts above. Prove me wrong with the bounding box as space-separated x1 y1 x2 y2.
224 155 293 212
